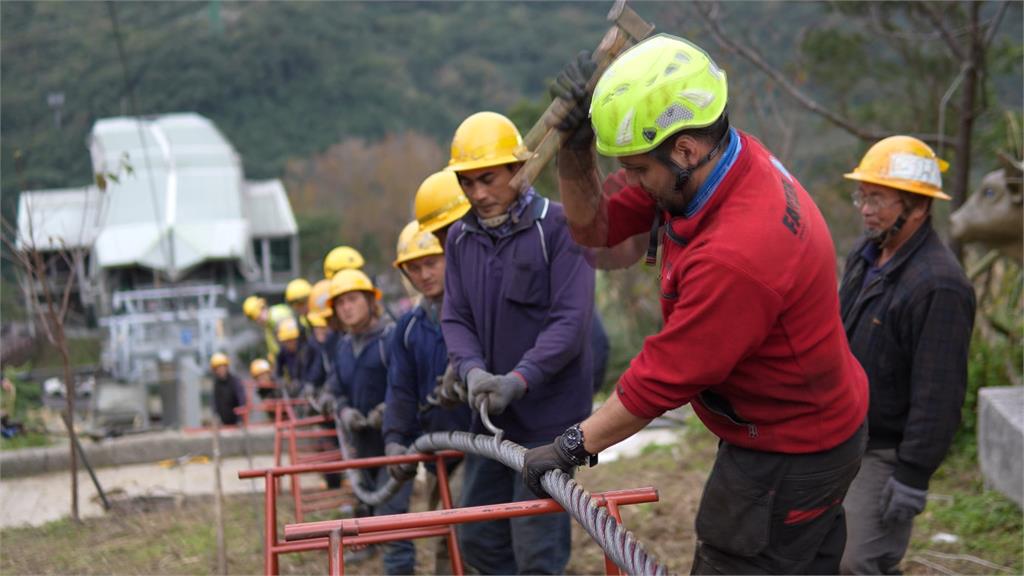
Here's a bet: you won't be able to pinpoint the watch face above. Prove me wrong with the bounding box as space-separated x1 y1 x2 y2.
563 426 582 450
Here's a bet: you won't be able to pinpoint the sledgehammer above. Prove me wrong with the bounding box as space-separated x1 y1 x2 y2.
510 0 655 193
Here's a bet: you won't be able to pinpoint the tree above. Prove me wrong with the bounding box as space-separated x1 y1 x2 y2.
687 1 1017 260
0 153 126 522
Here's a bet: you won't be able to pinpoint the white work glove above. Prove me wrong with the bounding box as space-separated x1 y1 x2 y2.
467 368 527 416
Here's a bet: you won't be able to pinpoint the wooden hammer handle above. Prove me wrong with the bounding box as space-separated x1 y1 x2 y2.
513 1 654 193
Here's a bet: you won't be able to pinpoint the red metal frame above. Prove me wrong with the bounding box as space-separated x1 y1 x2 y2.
283 486 658 576
239 450 465 576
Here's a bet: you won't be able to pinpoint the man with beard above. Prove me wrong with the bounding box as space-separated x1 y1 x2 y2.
524 35 869 574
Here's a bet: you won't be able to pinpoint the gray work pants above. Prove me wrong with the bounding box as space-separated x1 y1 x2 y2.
840 449 915 575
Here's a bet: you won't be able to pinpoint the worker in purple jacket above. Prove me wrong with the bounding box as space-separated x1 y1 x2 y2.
441 111 595 574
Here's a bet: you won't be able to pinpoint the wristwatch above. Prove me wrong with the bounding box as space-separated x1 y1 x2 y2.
560 423 598 467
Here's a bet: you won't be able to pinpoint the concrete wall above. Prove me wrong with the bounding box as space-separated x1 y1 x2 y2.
978 386 1024 507
0 427 275 478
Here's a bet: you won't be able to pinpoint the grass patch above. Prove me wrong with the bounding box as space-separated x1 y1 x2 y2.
906 449 1023 574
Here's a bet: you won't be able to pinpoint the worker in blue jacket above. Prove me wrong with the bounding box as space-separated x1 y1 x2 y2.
327 269 413 575
384 208 474 573
442 112 595 574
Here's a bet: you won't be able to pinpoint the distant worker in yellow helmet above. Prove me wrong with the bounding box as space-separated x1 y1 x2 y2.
303 279 339 407
529 34 869 574
209 353 246 425
323 245 365 279
248 357 277 421
273 317 307 397
285 278 313 318
242 295 294 362
383 217 474 573
442 111 595 575
415 169 471 248
838 136 975 574
326 269 411 572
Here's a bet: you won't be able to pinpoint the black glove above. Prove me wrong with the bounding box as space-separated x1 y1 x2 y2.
879 476 927 527
550 50 598 150
386 442 417 482
522 439 577 498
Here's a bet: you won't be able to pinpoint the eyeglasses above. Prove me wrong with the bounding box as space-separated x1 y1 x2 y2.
851 190 903 210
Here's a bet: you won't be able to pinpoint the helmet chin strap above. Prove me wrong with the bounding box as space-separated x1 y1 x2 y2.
870 213 907 248
654 121 731 203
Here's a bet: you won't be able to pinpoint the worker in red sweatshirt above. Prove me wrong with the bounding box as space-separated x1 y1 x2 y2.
523 34 869 574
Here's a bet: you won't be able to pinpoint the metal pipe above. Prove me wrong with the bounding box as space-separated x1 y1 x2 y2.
238 450 464 479
263 471 278 576
284 487 658 541
433 453 463 576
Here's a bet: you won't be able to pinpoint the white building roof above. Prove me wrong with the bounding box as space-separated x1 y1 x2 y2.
17 113 297 281
244 179 298 237
16 186 103 251
87 113 253 279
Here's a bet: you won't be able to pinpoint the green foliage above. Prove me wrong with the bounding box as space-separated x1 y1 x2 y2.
29 337 101 369
294 212 338 278
910 449 1024 573
0 1 614 227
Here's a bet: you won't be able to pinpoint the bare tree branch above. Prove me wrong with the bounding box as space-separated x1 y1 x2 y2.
692 1 952 147
984 1 1010 47
918 2 968 61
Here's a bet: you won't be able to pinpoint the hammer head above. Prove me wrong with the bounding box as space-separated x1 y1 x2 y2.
607 0 655 43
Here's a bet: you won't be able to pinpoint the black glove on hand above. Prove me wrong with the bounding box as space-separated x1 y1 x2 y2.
366 402 386 430
522 438 577 498
550 50 598 150
879 476 927 527
385 442 417 482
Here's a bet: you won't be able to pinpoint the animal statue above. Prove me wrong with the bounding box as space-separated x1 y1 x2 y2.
950 154 1023 263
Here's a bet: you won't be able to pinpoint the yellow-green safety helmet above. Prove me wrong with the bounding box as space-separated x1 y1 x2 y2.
590 34 728 157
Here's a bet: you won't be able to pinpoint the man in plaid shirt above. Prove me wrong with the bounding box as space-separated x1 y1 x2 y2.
838 136 976 574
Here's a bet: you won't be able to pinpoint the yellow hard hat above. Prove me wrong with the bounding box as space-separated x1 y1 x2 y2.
329 269 382 301
242 296 266 320
308 312 327 328
394 220 444 268
415 170 470 233
210 352 229 369
276 317 300 342
323 246 365 279
250 358 271 377
285 278 312 303
844 135 951 200
448 111 533 172
307 279 333 321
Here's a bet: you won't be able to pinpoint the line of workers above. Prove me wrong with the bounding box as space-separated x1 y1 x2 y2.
207 122 611 573
206 32 974 576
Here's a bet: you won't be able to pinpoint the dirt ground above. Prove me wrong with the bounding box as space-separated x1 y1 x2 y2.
2 421 1020 575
